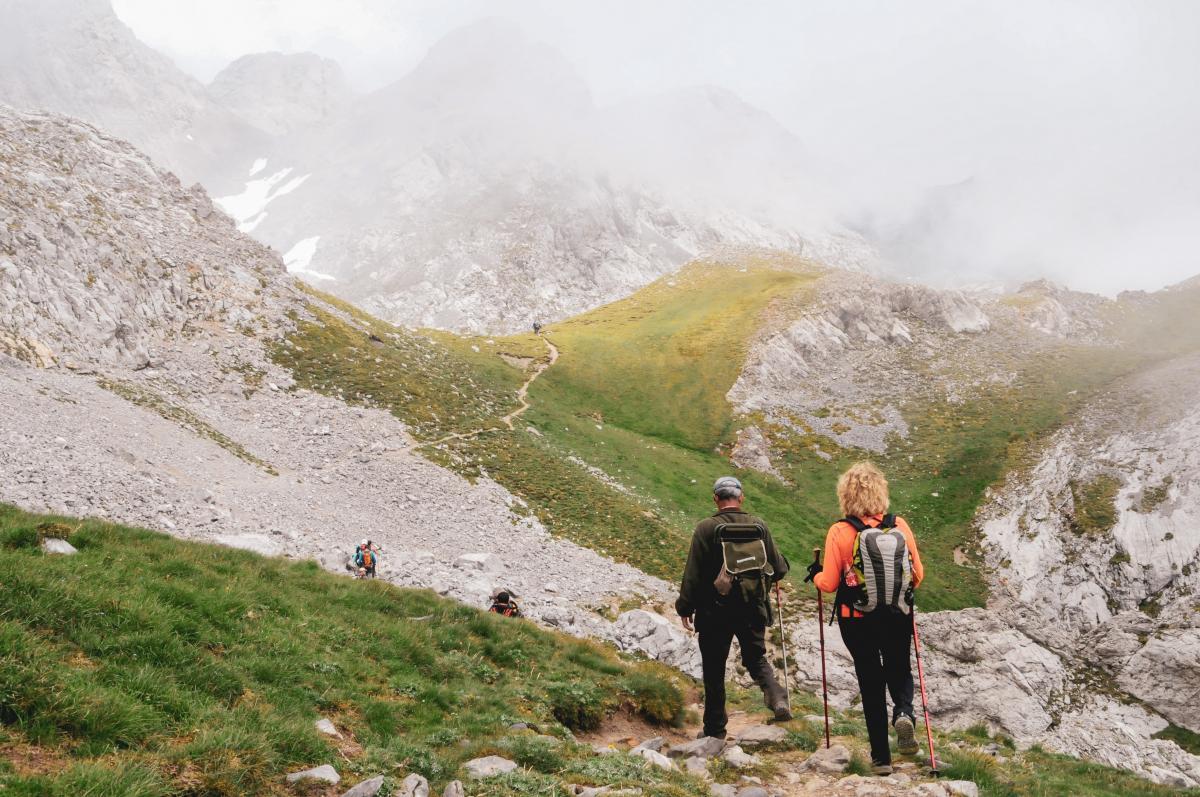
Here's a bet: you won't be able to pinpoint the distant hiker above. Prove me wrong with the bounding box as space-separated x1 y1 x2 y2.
354 538 380 579
807 461 925 775
676 476 792 738
532 321 542 335
489 589 521 618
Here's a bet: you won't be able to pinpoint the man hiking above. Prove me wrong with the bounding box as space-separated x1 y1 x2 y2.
676 476 791 739
806 461 924 775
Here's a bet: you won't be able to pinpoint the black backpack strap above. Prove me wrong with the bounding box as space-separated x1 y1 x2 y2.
842 516 869 532
881 513 896 528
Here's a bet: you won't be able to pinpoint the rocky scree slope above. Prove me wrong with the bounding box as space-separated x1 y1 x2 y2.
0 105 697 673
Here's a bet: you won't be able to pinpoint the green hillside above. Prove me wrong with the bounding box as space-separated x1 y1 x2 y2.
275 264 1200 612
4 506 1193 797
0 505 695 797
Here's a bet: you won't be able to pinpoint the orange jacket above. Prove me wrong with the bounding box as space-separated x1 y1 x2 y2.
813 514 924 618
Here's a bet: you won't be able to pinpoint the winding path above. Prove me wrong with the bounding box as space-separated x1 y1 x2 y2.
422 337 558 448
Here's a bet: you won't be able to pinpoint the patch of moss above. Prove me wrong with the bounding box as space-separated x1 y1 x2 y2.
1069 475 1121 536
1139 477 1173 514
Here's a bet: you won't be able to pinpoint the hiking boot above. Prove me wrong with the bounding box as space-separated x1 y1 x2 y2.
894 715 919 755
871 760 893 776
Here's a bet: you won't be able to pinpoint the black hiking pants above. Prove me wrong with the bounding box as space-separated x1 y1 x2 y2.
697 612 781 738
837 609 915 764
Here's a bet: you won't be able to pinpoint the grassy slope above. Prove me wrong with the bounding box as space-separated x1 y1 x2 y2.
0 505 695 797
5 507 1188 797
276 269 1200 613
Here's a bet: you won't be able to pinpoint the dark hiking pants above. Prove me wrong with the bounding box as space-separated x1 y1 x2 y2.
697 613 781 738
838 609 915 764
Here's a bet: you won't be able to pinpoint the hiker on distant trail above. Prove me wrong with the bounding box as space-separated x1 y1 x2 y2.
806 461 924 775
354 538 380 579
676 476 792 739
532 321 542 335
489 589 521 618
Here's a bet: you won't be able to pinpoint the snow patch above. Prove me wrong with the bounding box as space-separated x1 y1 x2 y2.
238 212 267 233
248 157 267 177
283 237 335 281
215 167 310 225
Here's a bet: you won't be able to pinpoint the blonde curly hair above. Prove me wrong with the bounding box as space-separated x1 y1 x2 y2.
837 461 889 518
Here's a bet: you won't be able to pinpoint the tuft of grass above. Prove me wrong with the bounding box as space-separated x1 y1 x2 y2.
1070 475 1122 536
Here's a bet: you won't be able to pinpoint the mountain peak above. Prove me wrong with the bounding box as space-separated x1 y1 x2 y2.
210 52 352 137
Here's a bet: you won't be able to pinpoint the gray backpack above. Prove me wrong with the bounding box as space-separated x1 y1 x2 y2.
836 514 914 617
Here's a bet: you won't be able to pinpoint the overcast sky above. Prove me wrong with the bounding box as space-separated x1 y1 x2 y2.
112 0 1200 294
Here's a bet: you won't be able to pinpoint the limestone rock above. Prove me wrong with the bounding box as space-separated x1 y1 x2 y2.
734 724 788 748
286 764 340 784
631 747 674 770
315 717 342 738
442 782 465 797
669 736 726 759
801 744 851 775
943 782 979 797
40 537 77 555
463 755 518 779
341 775 385 797
709 785 737 797
683 756 711 778
397 773 430 797
720 745 759 769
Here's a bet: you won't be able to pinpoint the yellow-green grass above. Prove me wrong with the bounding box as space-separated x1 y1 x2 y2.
277 267 1200 610
0 504 696 797
540 261 821 451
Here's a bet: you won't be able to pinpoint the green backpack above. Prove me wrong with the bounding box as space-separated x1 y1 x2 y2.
713 523 774 618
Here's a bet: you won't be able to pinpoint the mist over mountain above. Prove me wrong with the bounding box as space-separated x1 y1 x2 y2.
0 0 263 190
209 52 353 137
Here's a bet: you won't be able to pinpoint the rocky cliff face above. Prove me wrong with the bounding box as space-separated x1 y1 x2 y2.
209 52 352 137
0 0 262 189
0 105 290 368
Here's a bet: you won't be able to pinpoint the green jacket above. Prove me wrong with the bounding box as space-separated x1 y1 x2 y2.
675 508 789 624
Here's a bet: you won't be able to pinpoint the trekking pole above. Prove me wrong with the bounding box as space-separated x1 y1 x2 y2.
911 606 940 775
813 547 831 748
773 583 792 714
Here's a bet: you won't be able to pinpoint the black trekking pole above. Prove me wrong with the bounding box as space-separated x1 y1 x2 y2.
911 605 939 775
813 548 831 748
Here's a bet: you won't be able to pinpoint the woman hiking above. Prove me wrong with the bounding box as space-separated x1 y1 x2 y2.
805 461 924 775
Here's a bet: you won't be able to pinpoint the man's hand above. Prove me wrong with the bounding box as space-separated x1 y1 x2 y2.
680 615 694 633
803 561 822 583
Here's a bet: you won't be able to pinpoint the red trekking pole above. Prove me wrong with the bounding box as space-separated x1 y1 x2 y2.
911 606 939 775
813 548 831 748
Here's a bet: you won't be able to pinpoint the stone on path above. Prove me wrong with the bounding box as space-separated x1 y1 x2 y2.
315 717 342 738
684 756 711 778
709 785 737 797
720 745 759 769
286 764 340 784
631 746 674 770
463 755 518 779
341 775 385 797
669 736 726 759
631 736 665 753
442 781 465 797
734 724 788 747
943 782 980 797
40 537 77 555
736 787 768 797
455 552 503 573
802 743 851 774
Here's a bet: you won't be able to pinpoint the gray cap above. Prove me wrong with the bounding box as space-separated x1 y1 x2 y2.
713 476 744 498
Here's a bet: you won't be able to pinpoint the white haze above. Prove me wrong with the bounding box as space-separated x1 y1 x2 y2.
112 0 1200 296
